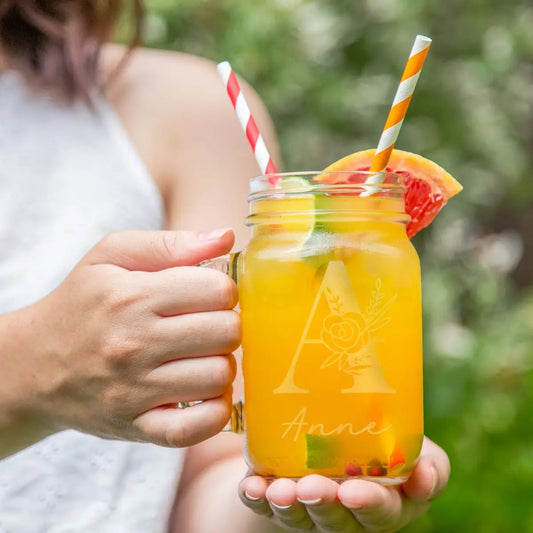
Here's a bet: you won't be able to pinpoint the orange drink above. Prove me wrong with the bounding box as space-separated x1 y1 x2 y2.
236 171 424 484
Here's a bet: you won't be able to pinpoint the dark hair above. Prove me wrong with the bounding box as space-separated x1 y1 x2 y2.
0 0 145 102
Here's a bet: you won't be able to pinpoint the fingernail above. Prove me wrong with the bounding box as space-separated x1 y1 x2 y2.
198 227 232 241
244 491 262 502
429 466 439 499
270 502 293 510
296 497 323 506
349 504 364 511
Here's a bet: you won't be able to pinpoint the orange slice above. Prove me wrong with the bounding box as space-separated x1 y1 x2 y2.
320 149 462 237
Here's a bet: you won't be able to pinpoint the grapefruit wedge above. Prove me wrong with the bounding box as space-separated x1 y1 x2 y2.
320 149 462 238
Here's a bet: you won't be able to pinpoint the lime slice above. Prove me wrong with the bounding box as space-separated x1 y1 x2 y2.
275 176 333 268
272 177 315 249
279 175 314 192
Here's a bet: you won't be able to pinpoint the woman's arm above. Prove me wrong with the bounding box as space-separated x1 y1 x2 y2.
0 308 57 456
106 45 280 250
170 434 283 533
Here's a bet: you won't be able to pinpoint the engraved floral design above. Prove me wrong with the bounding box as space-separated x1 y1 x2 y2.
320 279 396 374
321 312 370 366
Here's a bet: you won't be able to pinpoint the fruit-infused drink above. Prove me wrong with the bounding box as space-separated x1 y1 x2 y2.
206 151 462 483
237 170 423 484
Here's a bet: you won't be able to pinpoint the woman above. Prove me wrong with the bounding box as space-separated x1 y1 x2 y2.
0 1 450 531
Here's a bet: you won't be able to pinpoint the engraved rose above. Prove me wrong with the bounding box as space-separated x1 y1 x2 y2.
320 312 369 355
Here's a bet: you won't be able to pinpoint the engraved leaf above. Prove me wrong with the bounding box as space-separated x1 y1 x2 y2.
325 288 342 314
321 352 343 369
344 365 372 375
367 279 386 321
366 295 397 331
367 318 392 332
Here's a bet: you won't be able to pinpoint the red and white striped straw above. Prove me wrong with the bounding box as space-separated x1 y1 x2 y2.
217 61 278 183
366 35 432 184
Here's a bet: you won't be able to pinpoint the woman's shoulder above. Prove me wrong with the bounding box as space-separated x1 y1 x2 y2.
102 44 229 138
101 45 227 196
102 43 269 134
100 44 277 204
103 44 221 101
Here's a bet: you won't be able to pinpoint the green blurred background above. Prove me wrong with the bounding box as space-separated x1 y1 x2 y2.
141 1 532 531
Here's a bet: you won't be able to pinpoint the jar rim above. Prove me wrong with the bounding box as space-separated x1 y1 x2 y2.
249 171 405 199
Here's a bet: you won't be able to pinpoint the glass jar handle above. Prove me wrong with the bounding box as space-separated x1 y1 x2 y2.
198 252 240 282
180 252 244 433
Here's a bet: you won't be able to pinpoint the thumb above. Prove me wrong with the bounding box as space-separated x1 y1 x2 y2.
85 228 234 272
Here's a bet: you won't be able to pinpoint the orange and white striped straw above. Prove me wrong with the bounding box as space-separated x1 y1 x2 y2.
217 61 278 183
366 35 432 184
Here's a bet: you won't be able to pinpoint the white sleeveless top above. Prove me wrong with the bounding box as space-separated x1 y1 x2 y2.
0 73 184 532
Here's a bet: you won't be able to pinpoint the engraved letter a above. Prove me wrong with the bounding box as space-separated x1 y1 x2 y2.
273 261 395 395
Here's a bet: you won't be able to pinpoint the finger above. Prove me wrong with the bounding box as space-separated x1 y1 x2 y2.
151 310 241 362
266 478 314 530
239 475 273 517
146 267 238 316
87 228 234 272
141 354 236 405
402 436 451 501
296 475 362 532
338 480 416 531
132 390 232 447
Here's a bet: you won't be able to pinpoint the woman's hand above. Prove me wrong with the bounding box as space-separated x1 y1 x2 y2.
1 228 240 455
239 437 450 532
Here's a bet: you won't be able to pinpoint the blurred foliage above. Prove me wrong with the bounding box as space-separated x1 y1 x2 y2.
140 1 532 531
